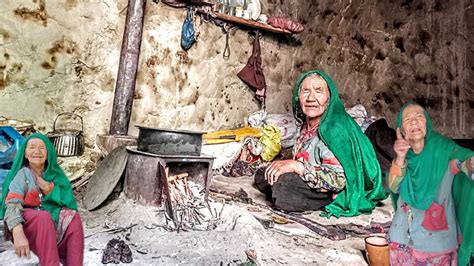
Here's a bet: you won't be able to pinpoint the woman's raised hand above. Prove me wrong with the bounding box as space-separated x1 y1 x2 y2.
36 175 50 192
394 128 410 166
265 160 304 185
12 224 30 259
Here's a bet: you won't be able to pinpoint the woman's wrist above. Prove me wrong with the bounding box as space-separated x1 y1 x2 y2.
294 160 305 175
394 157 406 167
38 181 49 191
12 223 24 235
41 182 54 194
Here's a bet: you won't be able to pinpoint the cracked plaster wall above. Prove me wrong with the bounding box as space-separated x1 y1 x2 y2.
0 0 472 157
0 0 126 148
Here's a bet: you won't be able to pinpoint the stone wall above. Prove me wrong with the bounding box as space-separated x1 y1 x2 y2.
0 0 472 156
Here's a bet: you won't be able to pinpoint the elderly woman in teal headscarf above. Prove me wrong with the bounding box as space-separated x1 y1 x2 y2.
254 70 386 217
0 133 84 265
388 102 474 265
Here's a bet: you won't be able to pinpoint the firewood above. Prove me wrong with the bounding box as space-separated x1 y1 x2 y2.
167 173 188 182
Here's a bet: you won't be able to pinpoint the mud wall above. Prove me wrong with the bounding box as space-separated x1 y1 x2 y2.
288 0 473 137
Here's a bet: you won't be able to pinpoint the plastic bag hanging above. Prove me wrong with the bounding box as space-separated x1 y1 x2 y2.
181 7 196 50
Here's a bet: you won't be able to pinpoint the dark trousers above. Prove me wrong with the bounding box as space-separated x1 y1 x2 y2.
254 168 332 212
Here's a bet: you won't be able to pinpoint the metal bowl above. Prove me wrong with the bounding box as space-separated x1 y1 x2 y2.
136 126 203 156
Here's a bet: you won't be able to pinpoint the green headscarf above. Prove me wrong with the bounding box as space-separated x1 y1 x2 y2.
394 102 474 265
292 70 387 217
396 102 473 209
0 133 77 225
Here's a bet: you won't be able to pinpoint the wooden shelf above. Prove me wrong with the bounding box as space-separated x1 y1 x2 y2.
202 11 292 34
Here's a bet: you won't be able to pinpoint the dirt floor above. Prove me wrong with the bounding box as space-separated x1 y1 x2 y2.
1 174 393 265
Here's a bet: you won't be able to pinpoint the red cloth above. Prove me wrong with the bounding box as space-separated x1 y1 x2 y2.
267 17 304 33
421 202 448 231
22 209 84 266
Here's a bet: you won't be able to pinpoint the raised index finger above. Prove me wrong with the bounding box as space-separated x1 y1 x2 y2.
396 128 404 140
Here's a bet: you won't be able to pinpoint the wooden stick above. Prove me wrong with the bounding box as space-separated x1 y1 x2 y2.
167 173 188 182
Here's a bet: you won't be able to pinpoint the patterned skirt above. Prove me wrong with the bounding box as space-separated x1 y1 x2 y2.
389 242 457 266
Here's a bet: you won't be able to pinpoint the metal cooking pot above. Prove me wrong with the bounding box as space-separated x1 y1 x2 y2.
47 113 84 157
137 126 203 156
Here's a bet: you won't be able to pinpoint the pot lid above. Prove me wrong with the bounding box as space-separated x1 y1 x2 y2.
83 146 128 211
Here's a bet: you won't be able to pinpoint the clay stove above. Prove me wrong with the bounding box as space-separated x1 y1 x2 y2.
124 147 214 218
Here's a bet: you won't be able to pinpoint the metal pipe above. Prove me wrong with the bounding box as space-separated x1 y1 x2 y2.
110 0 147 135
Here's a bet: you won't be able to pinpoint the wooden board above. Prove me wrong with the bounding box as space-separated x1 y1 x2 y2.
203 11 292 34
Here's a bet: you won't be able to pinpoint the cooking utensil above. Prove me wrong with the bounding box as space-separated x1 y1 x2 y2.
47 112 84 157
137 126 204 156
83 146 128 210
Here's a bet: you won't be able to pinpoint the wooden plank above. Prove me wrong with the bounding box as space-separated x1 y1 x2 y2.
201 11 292 34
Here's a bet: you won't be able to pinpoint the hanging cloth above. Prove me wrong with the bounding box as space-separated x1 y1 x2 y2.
237 31 266 102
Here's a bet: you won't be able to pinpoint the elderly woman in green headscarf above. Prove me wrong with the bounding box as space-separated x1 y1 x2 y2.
254 70 386 217
0 133 84 265
388 102 474 265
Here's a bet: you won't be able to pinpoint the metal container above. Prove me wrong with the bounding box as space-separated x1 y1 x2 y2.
137 126 203 156
47 113 84 157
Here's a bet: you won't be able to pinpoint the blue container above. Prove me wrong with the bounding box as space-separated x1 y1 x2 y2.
0 169 9 198
0 126 24 168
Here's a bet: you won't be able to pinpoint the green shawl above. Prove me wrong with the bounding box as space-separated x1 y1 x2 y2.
292 70 387 217
394 103 474 265
0 133 77 225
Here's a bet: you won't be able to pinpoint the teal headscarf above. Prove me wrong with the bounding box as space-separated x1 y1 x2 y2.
0 133 77 225
394 102 474 265
395 102 473 210
292 70 387 217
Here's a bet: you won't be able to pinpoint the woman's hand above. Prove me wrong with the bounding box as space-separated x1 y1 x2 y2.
394 128 410 166
12 224 30 259
36 175 50 192
265 160 304 185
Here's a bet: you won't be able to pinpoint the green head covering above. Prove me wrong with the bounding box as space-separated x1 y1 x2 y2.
0 133 77 225
394 102 474 265
292 70 387 217
395 102 473 210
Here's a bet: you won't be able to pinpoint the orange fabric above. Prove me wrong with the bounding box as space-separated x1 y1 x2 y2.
42 182 55 196
389 162 403 186
450 160 460 175
5 192 24 202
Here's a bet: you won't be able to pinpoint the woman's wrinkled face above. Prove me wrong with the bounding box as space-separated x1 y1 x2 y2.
298 75 330 122
25 138 47 166
401 105 427 142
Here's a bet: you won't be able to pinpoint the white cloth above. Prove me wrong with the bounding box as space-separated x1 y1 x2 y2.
201 142 243 170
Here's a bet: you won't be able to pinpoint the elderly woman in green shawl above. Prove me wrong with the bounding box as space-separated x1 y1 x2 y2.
254 70 386 217
0 133 84 265
388 102 474 266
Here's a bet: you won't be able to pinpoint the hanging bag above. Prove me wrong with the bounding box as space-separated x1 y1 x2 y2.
237 31 266 102
181 7 196 50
